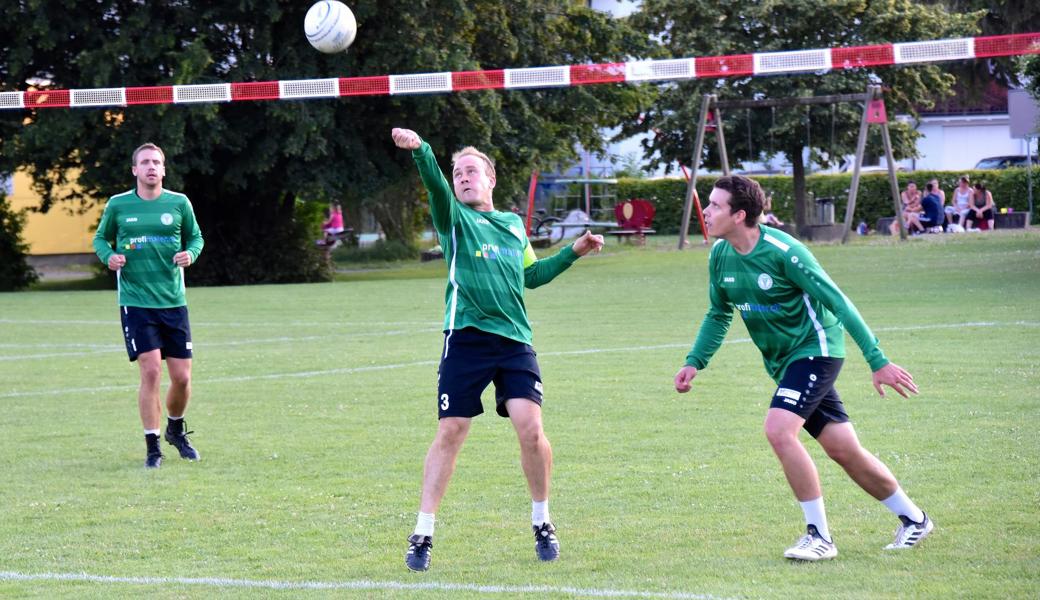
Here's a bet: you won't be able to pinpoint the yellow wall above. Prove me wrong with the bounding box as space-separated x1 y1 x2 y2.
6 170 105 255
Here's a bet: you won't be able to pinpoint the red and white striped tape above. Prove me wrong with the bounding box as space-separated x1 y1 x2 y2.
3 33 1037 111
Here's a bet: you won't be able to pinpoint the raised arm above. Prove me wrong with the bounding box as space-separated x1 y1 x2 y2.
392 128 454 236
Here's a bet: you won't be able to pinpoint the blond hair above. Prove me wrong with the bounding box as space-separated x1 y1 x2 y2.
132 142 165 166
451 146 495 179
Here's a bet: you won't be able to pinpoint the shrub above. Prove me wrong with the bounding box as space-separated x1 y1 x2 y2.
617 167 1040 234
0 194 39 291
331 239 420 264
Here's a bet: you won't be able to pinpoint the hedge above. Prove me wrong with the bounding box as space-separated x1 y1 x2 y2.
616 167 1040 235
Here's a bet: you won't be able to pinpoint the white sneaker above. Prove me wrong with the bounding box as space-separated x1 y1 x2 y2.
885 513 934 550
783 525 837 561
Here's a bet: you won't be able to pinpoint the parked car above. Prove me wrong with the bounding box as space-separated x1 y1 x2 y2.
973 155 1039 169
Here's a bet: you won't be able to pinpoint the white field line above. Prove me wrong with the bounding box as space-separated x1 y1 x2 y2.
0 318 440 327
0 571 729 599
0 328 443 362
1 321 1034 399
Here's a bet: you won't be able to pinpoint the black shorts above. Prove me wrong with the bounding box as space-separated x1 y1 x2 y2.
436 327 543 419
770 357 848 438
119 306 193 362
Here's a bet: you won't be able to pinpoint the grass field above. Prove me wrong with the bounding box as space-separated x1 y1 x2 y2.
1 231 1038 599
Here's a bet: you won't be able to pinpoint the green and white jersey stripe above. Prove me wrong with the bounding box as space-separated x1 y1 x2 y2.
686 225 888 382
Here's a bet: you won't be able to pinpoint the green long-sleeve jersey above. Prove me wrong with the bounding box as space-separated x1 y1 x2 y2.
413 142 578 345
92 189 204 308
685 225 888 383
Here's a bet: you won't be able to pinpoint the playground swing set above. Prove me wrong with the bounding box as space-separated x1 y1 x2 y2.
677 83 910 249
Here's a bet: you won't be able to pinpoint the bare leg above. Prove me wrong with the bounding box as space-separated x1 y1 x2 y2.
165 357 192 417
764 408 821 501
505 398 552 502
418 417 471 514
136 350 163 430
815 422 898 500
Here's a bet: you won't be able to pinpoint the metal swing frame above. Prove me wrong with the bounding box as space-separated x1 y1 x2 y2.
678 84 907 248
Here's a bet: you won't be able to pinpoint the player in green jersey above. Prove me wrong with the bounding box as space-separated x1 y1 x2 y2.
392 127 604 571
93 143 204 469
675 175 932 561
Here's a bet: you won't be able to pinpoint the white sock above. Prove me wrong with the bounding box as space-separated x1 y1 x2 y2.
414 512 435 537
881 488 925 523
168 415 184 421
799 497 832 542
144 429 160 436
532 500 549 526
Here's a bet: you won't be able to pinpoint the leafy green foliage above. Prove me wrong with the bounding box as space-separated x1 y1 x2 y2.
922 0 1040 87
0 194 39 291
0 1 653 284
624 0 978 228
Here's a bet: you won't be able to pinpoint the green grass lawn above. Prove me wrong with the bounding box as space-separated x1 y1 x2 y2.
1 231 1038 599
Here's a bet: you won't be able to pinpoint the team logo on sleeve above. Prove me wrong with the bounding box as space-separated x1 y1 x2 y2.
161 213 174 225
757 273 774 290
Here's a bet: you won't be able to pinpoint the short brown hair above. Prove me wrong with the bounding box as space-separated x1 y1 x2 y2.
451 146 495 179
132 142 165 166
713 175 765 226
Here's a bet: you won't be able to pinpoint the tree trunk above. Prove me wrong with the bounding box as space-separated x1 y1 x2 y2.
365 178 422 248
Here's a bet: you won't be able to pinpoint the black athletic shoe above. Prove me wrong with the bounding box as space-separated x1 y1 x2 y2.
164 424 200 461
533 522 560 562
406 534 433 572
145 450 163 469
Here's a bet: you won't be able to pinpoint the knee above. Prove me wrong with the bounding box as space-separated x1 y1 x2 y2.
139 364 163 387
823 443 861 467
435 419 470 449
515 423 545 451
168 371 191 390
763 420 798 451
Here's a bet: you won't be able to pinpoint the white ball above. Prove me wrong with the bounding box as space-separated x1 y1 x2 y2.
305 1 357 54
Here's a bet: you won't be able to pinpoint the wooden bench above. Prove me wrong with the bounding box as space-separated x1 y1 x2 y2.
994 211 1030 228
876 216 896 235
317 228 357 249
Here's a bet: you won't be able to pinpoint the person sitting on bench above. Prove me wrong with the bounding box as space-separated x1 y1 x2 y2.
320 202 346 247
918 183 943 233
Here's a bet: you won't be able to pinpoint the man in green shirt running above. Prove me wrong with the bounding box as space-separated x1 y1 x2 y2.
392 127 604 572
93 143 204 469
675 175 933 561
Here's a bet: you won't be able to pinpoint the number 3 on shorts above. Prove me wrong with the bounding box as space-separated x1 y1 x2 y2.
439 394 450 411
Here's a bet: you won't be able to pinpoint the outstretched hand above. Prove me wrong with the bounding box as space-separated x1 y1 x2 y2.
674 365 698 393
391 128 422 150
571 230 605 256
872 362 918 398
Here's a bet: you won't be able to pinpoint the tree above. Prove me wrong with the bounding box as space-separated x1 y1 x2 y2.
0 194 39 291
624 0 978 232
0 1 652 284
